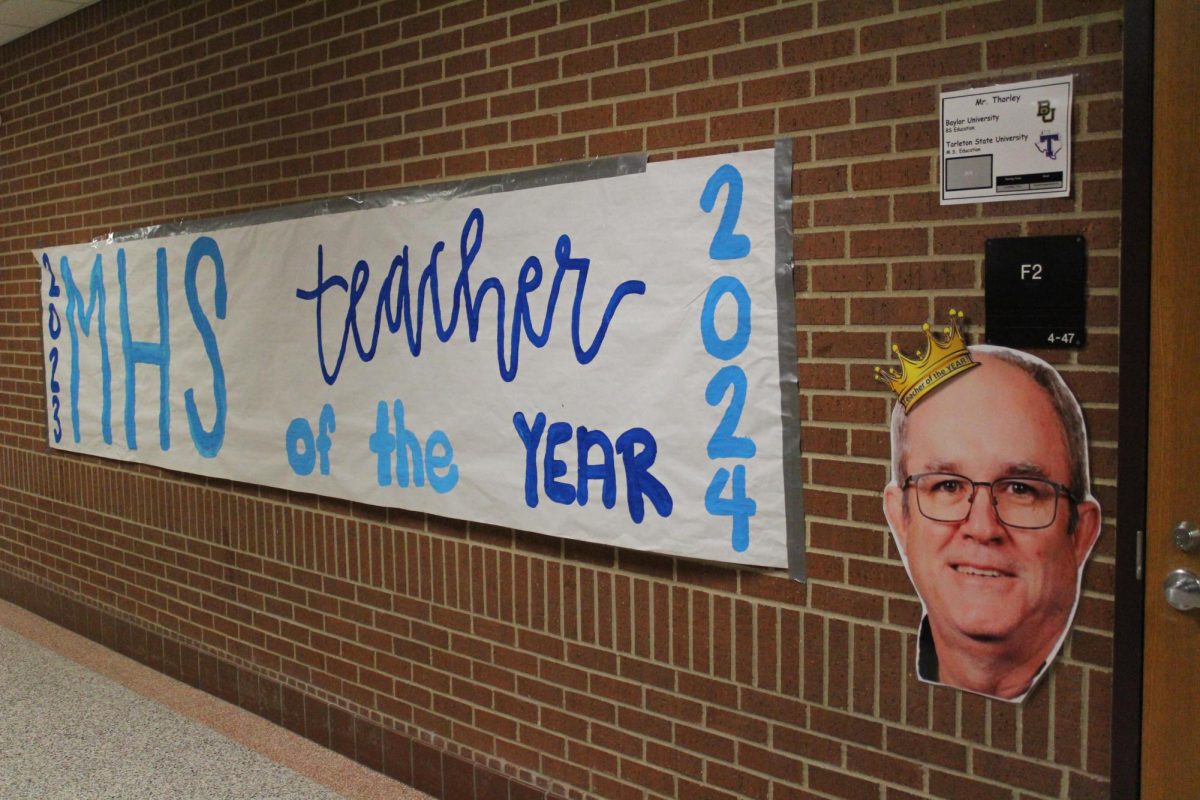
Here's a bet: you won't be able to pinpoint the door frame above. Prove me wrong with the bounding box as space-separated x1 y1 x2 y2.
1112 0 1153 796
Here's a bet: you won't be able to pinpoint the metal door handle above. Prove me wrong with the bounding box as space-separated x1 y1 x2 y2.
1164 569 1200 611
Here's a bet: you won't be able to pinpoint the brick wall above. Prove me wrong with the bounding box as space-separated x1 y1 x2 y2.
0 2 1122 799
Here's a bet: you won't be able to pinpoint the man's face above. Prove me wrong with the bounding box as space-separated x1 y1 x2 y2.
884 356 1100 666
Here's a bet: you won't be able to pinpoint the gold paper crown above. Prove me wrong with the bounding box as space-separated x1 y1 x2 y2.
875 309 979 411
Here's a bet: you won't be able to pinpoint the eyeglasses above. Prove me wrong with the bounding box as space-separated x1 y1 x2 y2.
901 472 1077 530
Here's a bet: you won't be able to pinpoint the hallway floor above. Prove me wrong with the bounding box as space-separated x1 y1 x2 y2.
0 598 434 800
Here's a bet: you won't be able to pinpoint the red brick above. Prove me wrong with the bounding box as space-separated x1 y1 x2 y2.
988 28 1083 69
797 298 847 326
1085 670 1112 774
810 457 888 491
446 99 487 126
590 129 645 157
847 559 914 596
886 729 967 771
860 13 941 53
491 90 537 117
802 487 850 518
817 0 892 26
591 10 646 45
511 4 558 36
647 120 707 151
809 263 885 292
781 99 852 132
587 774 643 800
933 223 1021 255
465 122 506 148
562 105 614 133
649 0 710 31
1088 19 1123 54
465 69 508 97
809 764 881 800
463 17 507 48
896 43 981 82
1073 59 1123 96
852 157 931 190
490 37 537 68
813 196 889 227
399 9 439 38
973 750 1064 796
649 57 709 90
812 708 883 750
707 762 770 798
542 755 590 788
850 228 928 258
647 741 703 781
893 192 977 222
675 723 737 761
849 295 930 325
1044 0 1122 19
856 87 936 122
796 231 846 260
897 120 940 151
810 329 888 360
783 29 855 66
677 84 739 117
618 33 675 66
510 114 557 142
711 110 775 141
892 260 977 291
816 127 891 160
743 71 812 106
928 770 1013 800
1083 178 1121 212
815 58 891 95
562 47 612 78
537 136 585 164
746 6 814 41
679 20 740 54
812 395 888 424
539 23 589 56
592 68 647 99
561 0 611 23
566 741 617 777
617 95 674 125
947 0 1037 38
811 584 885 621
1074 138 1122 172
1067 771 1111 800
423 130 462 155
714 44 780 79
700 705 768 743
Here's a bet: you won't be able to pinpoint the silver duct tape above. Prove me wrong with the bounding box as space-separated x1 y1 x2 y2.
103 153 648 244
771 139 806 582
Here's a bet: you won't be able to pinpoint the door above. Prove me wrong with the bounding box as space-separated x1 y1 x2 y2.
1140 0 1200 796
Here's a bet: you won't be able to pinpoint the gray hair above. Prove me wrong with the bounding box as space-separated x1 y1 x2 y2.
889 345 1092 503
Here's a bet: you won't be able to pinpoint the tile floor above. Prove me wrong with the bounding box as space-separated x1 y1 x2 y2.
0 598 434 800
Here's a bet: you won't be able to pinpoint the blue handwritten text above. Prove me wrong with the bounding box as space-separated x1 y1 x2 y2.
296 208 646 384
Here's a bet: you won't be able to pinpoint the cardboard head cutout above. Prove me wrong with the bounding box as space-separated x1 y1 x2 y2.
880 338 1101 702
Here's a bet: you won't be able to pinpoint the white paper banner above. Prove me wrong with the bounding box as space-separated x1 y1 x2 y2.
37 147 802 569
